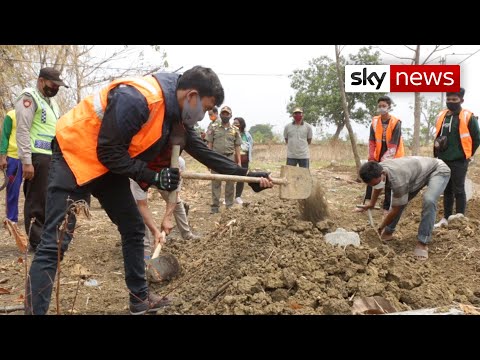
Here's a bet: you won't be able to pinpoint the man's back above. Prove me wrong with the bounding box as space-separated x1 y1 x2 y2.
382 156 450 205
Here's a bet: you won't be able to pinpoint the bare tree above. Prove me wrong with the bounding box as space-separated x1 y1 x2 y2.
375 45 453 155
0 45 168 118
335 45 361 174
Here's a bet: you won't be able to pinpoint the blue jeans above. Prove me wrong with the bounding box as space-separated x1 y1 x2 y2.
385 172 450 245
286 158 309 169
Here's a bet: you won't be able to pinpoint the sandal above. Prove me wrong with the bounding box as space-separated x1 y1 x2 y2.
413 247 428 261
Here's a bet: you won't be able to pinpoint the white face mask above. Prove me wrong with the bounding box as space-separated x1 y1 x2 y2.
372 179 385 190
378 106 389 115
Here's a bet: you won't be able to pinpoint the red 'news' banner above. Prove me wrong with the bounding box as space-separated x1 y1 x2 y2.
390 65 460 92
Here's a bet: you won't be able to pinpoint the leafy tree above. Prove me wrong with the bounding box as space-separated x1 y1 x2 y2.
288 46 386 141
420 97 442 145
250 124 274 144
402 127 413 148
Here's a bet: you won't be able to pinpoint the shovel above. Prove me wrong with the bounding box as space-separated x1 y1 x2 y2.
181 165 312 200
0 169 6 192
146 232 180 282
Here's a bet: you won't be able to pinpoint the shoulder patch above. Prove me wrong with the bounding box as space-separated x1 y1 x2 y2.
23 99 32 108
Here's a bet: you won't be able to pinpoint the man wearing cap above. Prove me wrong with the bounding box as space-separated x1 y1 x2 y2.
433 88 480 228
284 107 313 169
15 67 68 251
206 105 242 213
200 106 220 143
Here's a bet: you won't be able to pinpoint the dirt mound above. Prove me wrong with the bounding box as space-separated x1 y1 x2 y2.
153 194 480 314
298 181 329 223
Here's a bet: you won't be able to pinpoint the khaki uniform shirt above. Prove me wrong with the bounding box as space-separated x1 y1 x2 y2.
206 122 241 155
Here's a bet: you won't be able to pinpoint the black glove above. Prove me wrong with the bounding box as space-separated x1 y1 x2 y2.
153 168 180 191
247 171 271 192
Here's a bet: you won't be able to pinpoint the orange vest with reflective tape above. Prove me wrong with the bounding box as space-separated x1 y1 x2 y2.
371 115 405 161
56 76 165 185
435 109 473 159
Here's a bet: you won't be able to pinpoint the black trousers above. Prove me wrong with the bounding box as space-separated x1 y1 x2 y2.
235 158 249 198
25 142 147 314
443 159 469 219
23 153 52 248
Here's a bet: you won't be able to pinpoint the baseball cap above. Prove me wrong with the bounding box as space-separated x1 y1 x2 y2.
39 67 69 88
220 106 232 114
292 107 303 113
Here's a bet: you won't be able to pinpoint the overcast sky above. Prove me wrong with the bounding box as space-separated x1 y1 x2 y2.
133 45 480 142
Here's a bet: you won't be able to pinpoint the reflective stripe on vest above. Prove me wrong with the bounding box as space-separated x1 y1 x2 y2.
435 109 473 159
372 115 405 161
55 75 165 185
19 88 60 155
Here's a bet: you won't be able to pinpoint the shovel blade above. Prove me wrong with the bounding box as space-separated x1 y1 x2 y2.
147 253 180 283
279 165 312 200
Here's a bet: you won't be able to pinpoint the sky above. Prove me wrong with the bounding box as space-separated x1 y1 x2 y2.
130 45 480 142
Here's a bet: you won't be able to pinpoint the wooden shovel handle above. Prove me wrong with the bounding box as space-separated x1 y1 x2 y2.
181 171 287 185
168 145 181 204
151 231 166 259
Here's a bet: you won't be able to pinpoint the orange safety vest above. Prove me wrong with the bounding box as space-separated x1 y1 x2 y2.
56 76 165 185
435 109 473 159
371 115 405 161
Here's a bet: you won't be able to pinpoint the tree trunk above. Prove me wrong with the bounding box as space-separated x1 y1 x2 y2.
334 45 361 174
412 45 421 155
331 123 345 141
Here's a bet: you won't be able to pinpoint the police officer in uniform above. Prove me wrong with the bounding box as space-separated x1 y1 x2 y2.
206 106 241 213
15 67 68 251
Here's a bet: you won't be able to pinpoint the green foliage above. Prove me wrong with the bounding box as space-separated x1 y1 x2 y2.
288 46 387 137
420 97 442 145
250 124 274 144
402 127 413 147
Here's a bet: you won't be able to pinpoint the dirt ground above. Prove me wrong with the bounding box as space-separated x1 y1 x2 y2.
1 155 480 315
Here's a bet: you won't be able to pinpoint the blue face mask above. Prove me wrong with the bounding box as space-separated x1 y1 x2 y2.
182 94 204 127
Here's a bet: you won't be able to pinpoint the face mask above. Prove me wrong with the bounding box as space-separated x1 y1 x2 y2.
293 114 303 121
221 115 231 123
446 102 461 112
378 106 389 115
182 94 204 127
372 179 385 190
43 85 58 97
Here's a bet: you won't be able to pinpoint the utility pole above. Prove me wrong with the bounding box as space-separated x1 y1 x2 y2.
439 56 446 106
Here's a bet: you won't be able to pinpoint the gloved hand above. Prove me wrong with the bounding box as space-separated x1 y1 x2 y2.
153 168 180 191
247 171 271 192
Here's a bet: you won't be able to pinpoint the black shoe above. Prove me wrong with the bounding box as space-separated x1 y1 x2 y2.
129 293 171 315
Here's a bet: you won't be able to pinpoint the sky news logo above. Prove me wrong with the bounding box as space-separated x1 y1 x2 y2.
345 65 460 93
